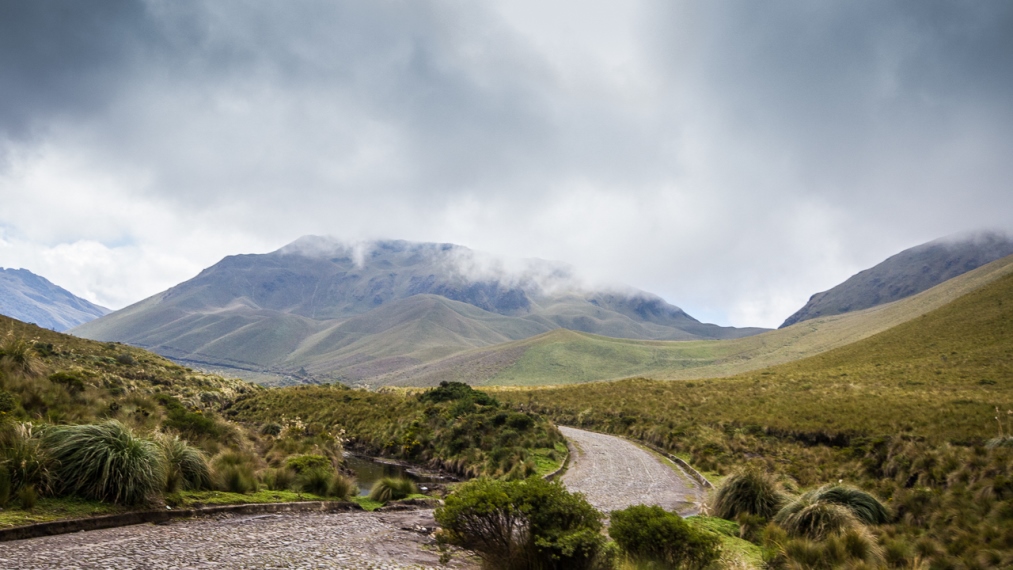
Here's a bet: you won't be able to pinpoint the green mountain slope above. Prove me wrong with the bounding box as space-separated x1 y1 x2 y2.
73 237 764 385
382 252 1013 386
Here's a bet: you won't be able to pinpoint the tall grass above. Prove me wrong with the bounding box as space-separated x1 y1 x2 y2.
0 422 50 495
369 477 417 503
155 432 212 492
0 333 44 377
804 484 890 525
773 497 860 541
44 421 165 505
211 451 258 494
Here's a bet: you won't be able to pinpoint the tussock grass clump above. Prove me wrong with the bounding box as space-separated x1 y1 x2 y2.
0 333 44 377
211 451 259 494
774 496 860 541
0 422 49 495
155 432 212 492
327 473 356 500
44 421 165 505
712 468 788 521
369 476 418 503
806 484 890 525
295 466 333 496
260 467 296 491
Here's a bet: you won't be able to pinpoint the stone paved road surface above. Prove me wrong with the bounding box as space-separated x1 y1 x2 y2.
0 509 477 570
559 426 705 515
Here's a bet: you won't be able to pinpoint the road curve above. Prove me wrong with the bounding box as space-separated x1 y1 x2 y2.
558 426 705 516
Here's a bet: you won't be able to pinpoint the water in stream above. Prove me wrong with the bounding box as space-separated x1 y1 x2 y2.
342 454 440 496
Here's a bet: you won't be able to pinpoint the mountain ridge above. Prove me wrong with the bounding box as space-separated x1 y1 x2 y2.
0 267 110 331
780 231 1013 328
72 237 766 385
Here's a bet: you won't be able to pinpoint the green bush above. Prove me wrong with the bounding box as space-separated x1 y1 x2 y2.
44 421 165 505
608 505 720 570
155 394 223 441
435 477 606 570
369 476 418 503
419 381 498 407
285 454 331 474
712 468 788 521
155 432 211 492
48 371 86 395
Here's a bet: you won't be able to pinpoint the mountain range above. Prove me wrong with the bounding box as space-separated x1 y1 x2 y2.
0 267 110 332
72 237 765 384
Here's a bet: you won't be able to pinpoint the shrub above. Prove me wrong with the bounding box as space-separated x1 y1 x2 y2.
419 381 498 407
327 473 356 500
774 496 861 541
296 466 333 496
155 432 212 492
44 421 165 505
285 454 331 474
155 394 223 441
260 422 283 437
211 451 258 494
435 477 606 570
712 468 788 521
608 504 720 570
369 476 418 503
48 371 86 395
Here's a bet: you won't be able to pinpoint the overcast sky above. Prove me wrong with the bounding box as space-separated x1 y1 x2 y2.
1 1 1011 328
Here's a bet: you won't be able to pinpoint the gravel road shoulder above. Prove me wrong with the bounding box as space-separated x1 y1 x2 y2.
0 509 478 570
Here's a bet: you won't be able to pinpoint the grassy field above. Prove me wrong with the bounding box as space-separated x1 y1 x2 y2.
493 269 1013 567
381 253 1013 387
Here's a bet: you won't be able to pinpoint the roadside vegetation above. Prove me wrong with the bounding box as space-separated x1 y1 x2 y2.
496 271 1013 567
0 315 561 529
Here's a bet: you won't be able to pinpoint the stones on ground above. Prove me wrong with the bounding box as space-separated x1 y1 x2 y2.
0 509 477 569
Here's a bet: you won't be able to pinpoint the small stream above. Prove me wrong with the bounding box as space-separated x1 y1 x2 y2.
342 454 442 496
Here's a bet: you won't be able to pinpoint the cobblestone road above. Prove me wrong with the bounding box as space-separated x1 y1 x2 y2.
559 426 705 515
0 510 477 570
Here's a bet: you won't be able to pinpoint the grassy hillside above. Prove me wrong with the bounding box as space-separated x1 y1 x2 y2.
494 269 1013 567
385 253 1013 387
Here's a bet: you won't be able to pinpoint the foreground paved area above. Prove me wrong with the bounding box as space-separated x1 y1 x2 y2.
0 509 478 569
559 426 705 515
